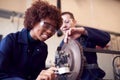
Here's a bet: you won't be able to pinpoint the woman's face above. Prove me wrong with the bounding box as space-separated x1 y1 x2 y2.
60 14 76 34
30 18 57 41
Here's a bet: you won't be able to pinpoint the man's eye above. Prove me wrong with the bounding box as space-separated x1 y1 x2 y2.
64 20 70 23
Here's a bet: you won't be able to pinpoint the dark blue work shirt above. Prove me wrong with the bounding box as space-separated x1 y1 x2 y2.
60 27 110 64
0 28 48 80
59 27 110 80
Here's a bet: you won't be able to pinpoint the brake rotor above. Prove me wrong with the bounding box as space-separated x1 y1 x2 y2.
55 39 85 80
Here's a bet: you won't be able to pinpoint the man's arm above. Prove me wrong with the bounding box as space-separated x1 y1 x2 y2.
84 27 110 47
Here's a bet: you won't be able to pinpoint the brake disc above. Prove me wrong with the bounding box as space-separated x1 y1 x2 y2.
55 39 85 80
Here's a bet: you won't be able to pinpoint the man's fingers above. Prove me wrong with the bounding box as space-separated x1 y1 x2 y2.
68 28 72 35
64 31 69 43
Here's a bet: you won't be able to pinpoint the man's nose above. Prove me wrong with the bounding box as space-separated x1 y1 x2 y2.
62 23 68 28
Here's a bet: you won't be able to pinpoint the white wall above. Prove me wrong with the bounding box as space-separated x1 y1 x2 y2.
59 0 120 33
0 18 23 37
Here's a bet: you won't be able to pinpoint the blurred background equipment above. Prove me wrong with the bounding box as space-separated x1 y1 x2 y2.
113 56 120 80
0 9 24 19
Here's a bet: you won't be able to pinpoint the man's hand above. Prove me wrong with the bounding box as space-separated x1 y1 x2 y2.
36 67 57 80
64 27 86 43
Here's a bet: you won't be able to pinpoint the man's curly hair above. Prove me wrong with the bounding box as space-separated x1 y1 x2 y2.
24 0 62 30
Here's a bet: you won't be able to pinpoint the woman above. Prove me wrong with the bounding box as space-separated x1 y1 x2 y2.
0 0 62 80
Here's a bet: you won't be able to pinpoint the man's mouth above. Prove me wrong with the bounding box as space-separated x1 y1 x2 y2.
62 28 69 33
62 28 69 31
63 28 69 30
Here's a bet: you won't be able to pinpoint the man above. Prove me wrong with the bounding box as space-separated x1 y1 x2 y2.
0 0 62 80
59 12 110 80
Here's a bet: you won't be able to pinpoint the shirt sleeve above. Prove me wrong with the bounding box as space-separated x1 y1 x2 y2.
0 34 13 78
84 27 110 48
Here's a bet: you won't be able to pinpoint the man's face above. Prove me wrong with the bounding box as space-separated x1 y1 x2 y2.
30 18 57 41
60 14 76 34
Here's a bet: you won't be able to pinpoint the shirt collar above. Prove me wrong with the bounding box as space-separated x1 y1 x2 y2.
18 28 28 44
